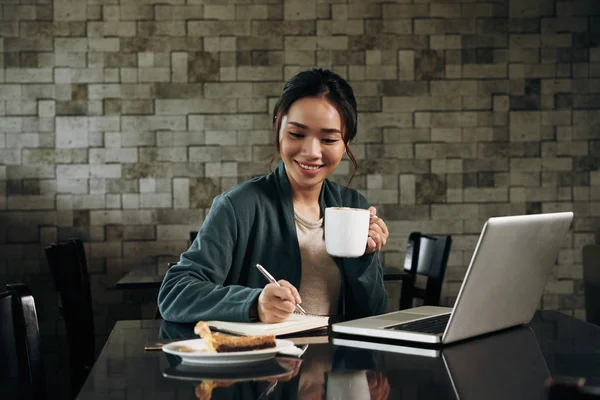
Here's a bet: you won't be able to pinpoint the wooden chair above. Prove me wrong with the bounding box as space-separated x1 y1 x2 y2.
0 283 46 400
44 239 95 398
189 231 198 246
384 232 452 310
583 243 600 326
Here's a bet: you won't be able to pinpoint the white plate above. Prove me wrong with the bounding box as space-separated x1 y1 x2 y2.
162 338 295 365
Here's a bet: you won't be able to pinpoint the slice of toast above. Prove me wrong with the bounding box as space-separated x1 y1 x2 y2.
194 321 276 353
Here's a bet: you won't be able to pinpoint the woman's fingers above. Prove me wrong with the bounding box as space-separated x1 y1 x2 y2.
365 212 389 253
270 284 296 304
258 281 301 322
278 280 302 304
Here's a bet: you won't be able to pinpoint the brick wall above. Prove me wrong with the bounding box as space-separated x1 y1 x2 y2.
1 0 599 398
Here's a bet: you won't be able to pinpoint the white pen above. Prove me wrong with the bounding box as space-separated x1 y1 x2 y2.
255 263 308 316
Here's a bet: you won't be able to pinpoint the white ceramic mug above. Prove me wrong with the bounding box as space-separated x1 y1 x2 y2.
324 207 370 258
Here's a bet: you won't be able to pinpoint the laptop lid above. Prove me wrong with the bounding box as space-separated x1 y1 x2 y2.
442 212 573 344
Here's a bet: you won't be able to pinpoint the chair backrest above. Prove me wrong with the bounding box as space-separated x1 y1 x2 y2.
189 231 198 246
0 283 46 400
583 243 600 326
44 239 95 397
401 232 452 307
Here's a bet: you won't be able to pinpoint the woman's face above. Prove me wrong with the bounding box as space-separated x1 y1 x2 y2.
279 96 346 192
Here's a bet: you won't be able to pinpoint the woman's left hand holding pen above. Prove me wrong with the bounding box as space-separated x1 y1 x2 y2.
257 280 302 323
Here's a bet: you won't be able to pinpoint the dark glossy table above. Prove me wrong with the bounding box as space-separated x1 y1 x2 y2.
76 311 600 400
115 265 166 289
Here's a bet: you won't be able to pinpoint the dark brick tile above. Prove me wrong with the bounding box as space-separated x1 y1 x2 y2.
590 141 600 157
572 32 600 48
477 48 495 64
188 52 220 82
72 84 88 101
574 156 600 172
365 20 383 36
154 84 203 99
190 178 221 208
509 18 540 33
526 202 542 215
22 180 41 195
73 210 90 227
21 52 38 68
331 51 365 65
414 50 445 80
477 19 507 35
461 49 476 64
380 81 429 96
105 53 137 68
236 51 252 66
557 172 589 186
492 4 509 18
251 51 269 66
7 180 22 195
415 174 446 204
104 99 122 115
557 48 589 63
477 172 496 187
445 50 462 65
107 179 138 194
56 101 88 116
106 225 124 241
573 95 600 109
555 94 573 109
463 172 478 188
4 52 20 68
510 95 541 110
478 142 508 158
525 79 541 95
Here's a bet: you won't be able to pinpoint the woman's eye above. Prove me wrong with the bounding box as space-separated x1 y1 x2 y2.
322 139 339 144
288 132 303 138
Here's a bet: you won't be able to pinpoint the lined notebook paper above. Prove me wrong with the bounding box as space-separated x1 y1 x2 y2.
207 314 329 337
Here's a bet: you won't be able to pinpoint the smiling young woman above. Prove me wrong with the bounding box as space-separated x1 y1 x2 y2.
158 69 389 325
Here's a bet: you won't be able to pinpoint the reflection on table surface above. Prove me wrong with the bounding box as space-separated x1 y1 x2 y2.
76 311 600 400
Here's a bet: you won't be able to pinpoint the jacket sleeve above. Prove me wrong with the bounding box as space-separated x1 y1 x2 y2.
157 194 262 323
341 194 388 319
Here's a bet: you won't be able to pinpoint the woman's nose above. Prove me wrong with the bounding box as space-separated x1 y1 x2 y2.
301 137 321 157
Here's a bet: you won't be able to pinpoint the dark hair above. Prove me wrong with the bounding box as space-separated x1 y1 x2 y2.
269 68 358 184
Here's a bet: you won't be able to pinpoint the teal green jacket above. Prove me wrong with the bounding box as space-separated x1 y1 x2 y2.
158 163 387 323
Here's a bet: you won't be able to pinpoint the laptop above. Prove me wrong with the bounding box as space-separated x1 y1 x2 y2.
331 326 550 399
332 212 574 344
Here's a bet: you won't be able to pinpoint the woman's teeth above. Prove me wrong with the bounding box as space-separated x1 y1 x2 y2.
298 162 320 171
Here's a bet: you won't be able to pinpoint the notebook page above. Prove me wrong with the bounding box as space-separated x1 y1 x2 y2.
207 313 329 336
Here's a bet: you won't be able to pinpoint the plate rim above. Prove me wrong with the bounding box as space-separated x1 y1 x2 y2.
162 338 295 359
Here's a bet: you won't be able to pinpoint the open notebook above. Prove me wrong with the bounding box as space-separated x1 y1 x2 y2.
206 313 329 337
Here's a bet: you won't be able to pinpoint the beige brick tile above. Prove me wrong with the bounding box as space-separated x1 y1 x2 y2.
510 111 541 141
284 0 316 20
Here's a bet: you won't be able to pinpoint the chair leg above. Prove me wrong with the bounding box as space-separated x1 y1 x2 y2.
399 277 415 310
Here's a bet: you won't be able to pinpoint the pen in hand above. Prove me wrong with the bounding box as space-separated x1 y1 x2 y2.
255 263 308 316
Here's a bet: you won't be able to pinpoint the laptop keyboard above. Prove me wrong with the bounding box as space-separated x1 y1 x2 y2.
385 313 451 334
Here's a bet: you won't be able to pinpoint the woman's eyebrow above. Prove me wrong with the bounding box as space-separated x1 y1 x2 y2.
288 121 342 134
